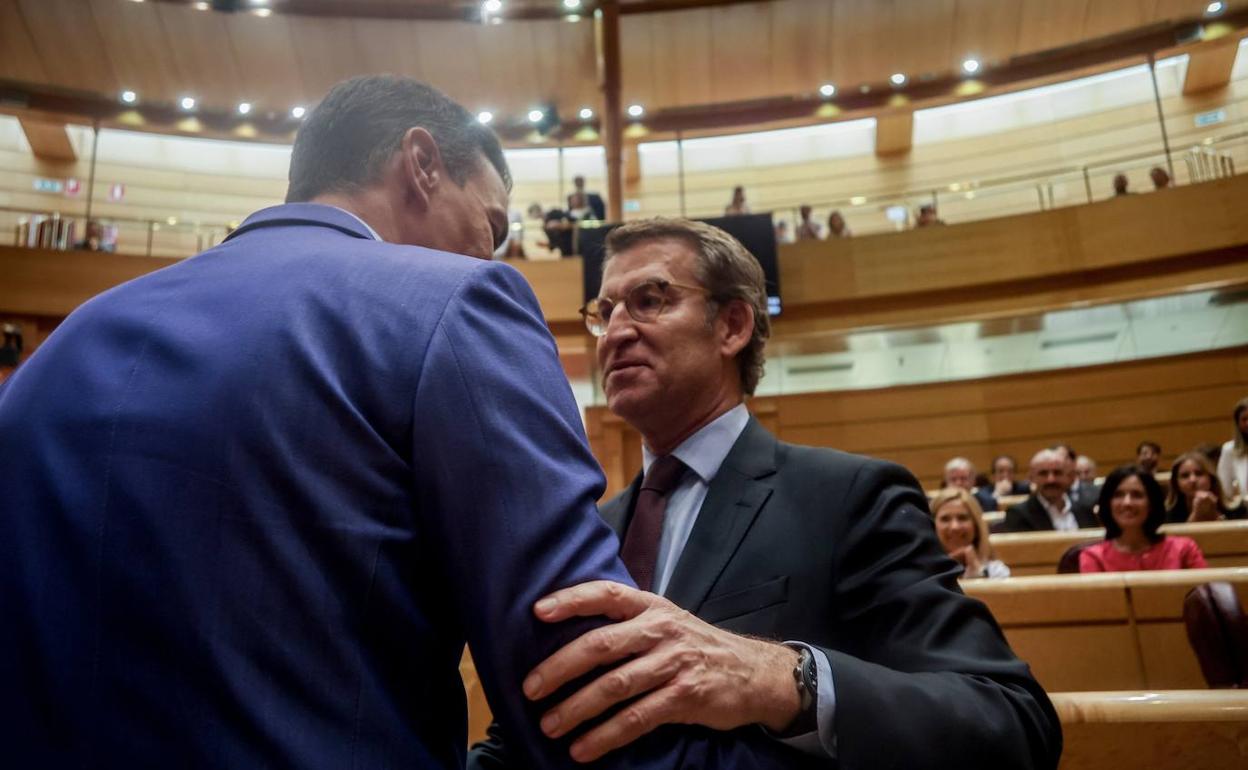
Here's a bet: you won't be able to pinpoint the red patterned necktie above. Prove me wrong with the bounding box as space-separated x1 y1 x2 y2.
619 455 688 592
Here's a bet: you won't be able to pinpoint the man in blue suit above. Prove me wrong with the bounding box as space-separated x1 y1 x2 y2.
0 76 815 768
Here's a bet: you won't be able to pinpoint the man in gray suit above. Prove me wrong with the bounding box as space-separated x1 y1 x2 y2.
471 218 1061 769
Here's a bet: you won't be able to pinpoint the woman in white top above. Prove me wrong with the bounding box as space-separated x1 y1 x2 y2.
1217 397 1248 500
929 487 1011 579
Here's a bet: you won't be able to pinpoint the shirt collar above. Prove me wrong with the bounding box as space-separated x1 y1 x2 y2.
642 403 750 485
327 205 383 242
1040 493 1072 517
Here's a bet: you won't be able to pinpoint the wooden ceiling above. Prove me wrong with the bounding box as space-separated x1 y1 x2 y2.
1 0 1244 129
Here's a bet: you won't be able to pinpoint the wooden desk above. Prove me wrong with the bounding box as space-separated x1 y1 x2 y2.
1054 690 1248 770
990 520 1248 575
963 567 1248 692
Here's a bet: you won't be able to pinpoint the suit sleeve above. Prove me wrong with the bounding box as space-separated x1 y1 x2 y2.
817 461 1063 770
412 262 823 770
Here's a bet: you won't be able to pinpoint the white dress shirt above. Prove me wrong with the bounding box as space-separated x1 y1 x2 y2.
1039 493 1078 531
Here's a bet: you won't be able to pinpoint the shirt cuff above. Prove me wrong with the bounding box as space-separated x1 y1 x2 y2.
773 641 837 758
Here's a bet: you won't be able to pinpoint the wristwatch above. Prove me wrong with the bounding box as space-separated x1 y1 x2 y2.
784 644 819 736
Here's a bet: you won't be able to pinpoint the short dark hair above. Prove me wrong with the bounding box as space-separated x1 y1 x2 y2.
1097 465 1167 542
286 75 511 203
1136 440 1161 455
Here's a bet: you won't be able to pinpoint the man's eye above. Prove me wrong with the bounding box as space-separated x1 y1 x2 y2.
633 289 664 311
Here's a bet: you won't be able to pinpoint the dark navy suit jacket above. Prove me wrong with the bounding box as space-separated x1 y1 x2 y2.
0 204 809 769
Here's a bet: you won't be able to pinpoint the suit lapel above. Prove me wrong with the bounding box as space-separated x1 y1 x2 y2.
600 476 641 538
1027 497 1053 530
663 419 777 614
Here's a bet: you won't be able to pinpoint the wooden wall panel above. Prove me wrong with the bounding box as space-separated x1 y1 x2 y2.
0 1 47 86
17 0 116 95
587 346 1248 495
154 2 248 109
709 3 773 104
286 16 365 101
226 14 309 107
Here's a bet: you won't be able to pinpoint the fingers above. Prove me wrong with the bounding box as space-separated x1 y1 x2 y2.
524 611 672 701
539 644 693 738
567 684 694 763
534 580 656 624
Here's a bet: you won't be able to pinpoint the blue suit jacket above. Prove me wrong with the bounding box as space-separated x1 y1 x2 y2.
0 204 813 768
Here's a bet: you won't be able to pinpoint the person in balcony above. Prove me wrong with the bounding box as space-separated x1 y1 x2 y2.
1166 451 1246 523
794 205 822 240
724 185 751 216
1112 173 1130 196
915 203 944 227
929 488 1011 579
826 210 851 238
1149 166 1172 190
1080 466 1208 572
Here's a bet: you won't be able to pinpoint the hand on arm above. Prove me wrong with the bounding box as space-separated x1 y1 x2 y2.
524 581 802 763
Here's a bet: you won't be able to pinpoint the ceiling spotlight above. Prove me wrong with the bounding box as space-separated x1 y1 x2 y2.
291 106 306 119
819 83 836 98
563 0 581 8
889 73 908 87
193 1 209 9
253 8 271 17
237 102 252 115
1205 1 1225 15
477 111 494 125
120 90 138 104
627 104 644 118
483 0 502 13
180 96 196 111
961 58 981 75
850 196 866 206
250 0 270 5
528 109 544 123
579 107 594 120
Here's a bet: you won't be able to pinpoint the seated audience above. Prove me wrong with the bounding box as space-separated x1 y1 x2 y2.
724 185 750 216
0 322 20 385
1217 397 1248 498
992 454 1031 497
539 206 575 257
74 220 114 252
1167 451 1247 523
1075 455 1100 498
1149 166 1172 190
1081 465 1208 572
943 456 998 513
1052 443 1096 510
827 209 851 238
795 204 822 240
1001 448 1098 532
772 219 792 244
1193 441 1223 467
1112 173 1130 196
915 203 944 227
1136 440 1161 475
929 488 1011 579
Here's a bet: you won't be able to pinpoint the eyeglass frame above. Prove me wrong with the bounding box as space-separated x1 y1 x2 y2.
579 279 716 337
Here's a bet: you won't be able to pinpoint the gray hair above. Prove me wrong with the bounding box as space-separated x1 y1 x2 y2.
604 218 770 395
944 457 974 476
286 75 511 203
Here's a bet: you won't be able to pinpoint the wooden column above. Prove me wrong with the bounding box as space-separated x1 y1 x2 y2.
1183 36 1241 95
596 1 624 222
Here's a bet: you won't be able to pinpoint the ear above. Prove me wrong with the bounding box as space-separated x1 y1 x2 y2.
716 299 755 359
399 127 444 212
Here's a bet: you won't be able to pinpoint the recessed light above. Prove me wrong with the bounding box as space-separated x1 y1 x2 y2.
819 83 836 98
889 73 907 87
563 0 581 8
120 90 138 104
180 96 196 111
483 0 502 13
291 106 306 119
1206 1 1225 16
477 111 494 125
579 107 594 120
237 102 252 115
193 1 209 9
250 0 270 5
627 104 644 118
859 84 871 94
962 58 981 75
850 196 866 206
166 217 178 226
253 8 271 17
527 109 544 123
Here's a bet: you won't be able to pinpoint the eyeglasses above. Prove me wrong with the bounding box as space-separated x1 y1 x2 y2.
579 279 711 337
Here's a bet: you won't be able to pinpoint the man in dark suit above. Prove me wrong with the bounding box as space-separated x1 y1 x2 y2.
992 453 1033 497
1001 449 1099 532
944 455 999 513
471 219 1061 768
0 76 816 770
567 174 607 221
